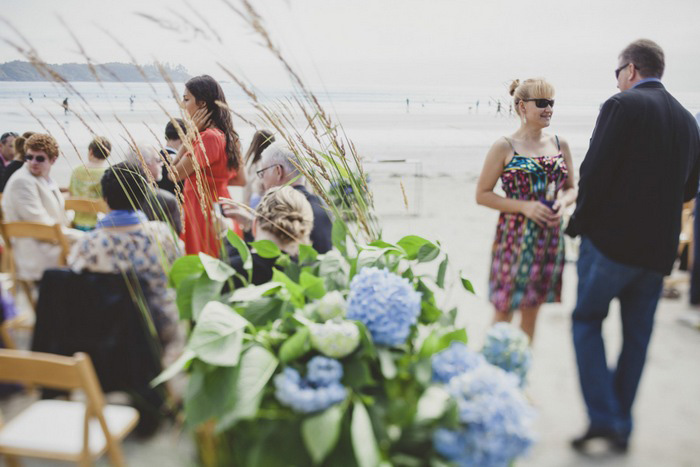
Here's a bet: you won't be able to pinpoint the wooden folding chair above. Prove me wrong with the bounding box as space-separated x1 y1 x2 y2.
64 198 109 215
0 349 139 466
0 222 70 311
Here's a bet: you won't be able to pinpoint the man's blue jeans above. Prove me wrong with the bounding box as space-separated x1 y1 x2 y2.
572 236 663 438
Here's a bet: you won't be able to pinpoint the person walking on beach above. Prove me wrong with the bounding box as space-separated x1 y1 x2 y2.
476 78 577 341
169 74 246 257
62 97 69 115
566 39 700 453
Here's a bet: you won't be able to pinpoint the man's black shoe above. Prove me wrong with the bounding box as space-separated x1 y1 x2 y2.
571 426 627 451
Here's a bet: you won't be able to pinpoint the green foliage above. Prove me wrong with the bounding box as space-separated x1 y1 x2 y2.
250 240 282 259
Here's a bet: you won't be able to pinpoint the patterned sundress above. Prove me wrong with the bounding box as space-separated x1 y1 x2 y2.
488 136 568 313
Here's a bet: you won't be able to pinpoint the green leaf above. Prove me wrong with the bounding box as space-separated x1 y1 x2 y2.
331 219 348 255
187 302 250 366
299 244 318 263
319 250 349 291
198 253 236 282
342 357 376 390
416 242 440 263
279 327 311 363
351 400 380 467
240 297 284 326
460 272 475 294
420 300 442 324
397 235 433 260
300 271 326 300
227 230 252 278
436 256 448 288
302 405 344 465
169 255 204 288
438 328 468 347
419 329 467 357
191 276 225 320
184 362 238 427
151 349 195 387
216 345 278 432
415 386 450 424
229 282 283 303
356 247 393 271
176 275 198 320
250 240 282 259
272 269 305 307
377 348 397 380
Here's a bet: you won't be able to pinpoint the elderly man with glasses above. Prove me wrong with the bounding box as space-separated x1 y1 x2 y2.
2 133 82 282
566 39 700 453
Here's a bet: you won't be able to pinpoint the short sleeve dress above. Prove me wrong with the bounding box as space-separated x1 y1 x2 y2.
181 128 241 257
488 136 568 313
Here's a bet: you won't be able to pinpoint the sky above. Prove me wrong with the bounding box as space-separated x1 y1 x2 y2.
1 0 699 93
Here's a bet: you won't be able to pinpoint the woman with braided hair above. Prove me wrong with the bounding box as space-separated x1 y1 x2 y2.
222 185 314 287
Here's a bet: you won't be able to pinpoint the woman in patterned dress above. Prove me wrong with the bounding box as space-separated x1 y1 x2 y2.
476 78 577 341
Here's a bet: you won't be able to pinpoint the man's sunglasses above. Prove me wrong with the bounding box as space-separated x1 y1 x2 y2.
24 154 47 163
615 62 638 79
523 98 555 109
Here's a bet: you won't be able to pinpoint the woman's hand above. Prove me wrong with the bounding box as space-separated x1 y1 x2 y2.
220 198 254 231
190 108 212 133
520 200 558 228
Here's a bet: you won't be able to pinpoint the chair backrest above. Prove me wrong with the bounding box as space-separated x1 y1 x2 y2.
0 221 70 266
0 349 105 408
64 198 109 215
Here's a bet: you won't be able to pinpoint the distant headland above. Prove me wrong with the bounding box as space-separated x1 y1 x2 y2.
0 60 190 82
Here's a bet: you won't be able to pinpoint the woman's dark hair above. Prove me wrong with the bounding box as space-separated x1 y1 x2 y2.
101 162 149 210
185 75 242 171
245 129 275 166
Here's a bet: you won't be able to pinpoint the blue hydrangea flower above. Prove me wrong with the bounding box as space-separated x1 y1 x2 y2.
306 356 344 386
346 267 421 346
431 341 486 383
434 364 536 467
274 359 347 414
481 323 532 386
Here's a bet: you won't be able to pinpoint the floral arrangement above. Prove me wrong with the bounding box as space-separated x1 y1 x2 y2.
155 225 536 466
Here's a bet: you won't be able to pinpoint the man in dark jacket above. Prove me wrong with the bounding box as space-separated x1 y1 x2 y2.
566 39 700 452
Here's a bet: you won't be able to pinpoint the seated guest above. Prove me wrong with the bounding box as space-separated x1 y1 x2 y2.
158 118 186 197
125 143 183 234
2 133 82 282
68 162 183 345
223 185 313 286
0 131 35 192
0 132 18 181
68 136 112 230
243 129 275 210
227 144 333 253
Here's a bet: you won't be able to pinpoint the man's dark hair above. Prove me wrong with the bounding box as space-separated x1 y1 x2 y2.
620 39 665 79
1 132 18 144
164 118 186 141
101 162 149 210
88 136 111 160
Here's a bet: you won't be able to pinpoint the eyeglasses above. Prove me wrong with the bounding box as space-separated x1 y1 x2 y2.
615 63 637 79
256 164 280 179
24 154 47 163
523 98 555 109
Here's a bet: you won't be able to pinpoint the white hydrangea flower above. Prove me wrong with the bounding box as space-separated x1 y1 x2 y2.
309 320 360 358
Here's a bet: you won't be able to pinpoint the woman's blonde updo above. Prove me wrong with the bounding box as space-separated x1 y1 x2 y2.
509 78 555 116
255 185 314 246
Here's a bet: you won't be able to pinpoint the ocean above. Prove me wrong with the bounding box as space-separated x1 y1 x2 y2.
2 81 699 187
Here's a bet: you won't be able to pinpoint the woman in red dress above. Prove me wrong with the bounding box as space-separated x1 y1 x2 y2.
170 75 245 257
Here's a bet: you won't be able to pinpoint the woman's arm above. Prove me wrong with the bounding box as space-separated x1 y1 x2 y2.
228 164 247 186
475 138 556 228
552 137 578 217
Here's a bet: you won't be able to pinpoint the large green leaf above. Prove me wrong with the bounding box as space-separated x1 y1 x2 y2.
187 302 250 366
319 250 349 291
151 349 195 387
176 275 199 320
299 244 318 263
216 345 278 432
240 297 285 326
272 269 305 307
279 327 311 363
436 256 448 288
250 240 282 259
229 282 283 303
397 235 433 260
300 271 326 300
191 276 225 321
331 219 348 255
184 362 238 427
227 229 252 279
356 247 393 271
351 400 381 467
416 243 440 263
419 328 468 358
199 253 236 282
302 405 345 465
169 255 204 288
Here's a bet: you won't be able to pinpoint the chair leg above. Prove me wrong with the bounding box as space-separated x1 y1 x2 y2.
1 321 17 349
4 454 23 467
105 441 126 467
19 281 36 311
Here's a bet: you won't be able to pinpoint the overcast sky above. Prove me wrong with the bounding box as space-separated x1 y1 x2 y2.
1 0 699 93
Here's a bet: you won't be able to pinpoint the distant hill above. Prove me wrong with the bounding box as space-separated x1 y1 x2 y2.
0 60 190 82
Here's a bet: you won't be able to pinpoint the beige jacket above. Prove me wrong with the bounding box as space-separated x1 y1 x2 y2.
2 166 80 281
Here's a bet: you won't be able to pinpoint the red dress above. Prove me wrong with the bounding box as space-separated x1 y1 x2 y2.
181 128 241 257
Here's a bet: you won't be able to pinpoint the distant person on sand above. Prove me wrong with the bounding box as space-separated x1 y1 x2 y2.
566 39 700 453
476 78 576 341
406 98 410 113
169 74 246 257
62 97 69 115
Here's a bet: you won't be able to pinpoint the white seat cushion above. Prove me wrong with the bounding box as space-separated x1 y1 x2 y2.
0 400 139 457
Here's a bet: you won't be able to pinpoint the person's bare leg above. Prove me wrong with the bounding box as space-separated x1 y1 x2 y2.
519 306 540 342
494 310 514 323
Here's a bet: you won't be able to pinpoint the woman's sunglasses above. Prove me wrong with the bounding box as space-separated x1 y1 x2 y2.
24 154 47 163
523 98 555 109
